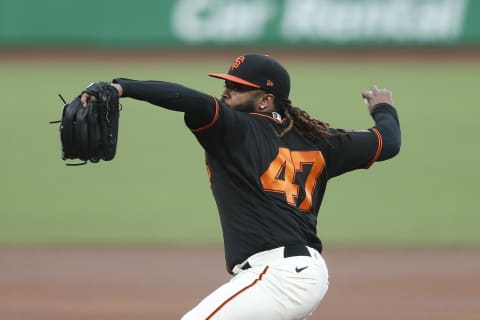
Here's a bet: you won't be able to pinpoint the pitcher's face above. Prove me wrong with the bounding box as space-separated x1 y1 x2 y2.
220 81 264 113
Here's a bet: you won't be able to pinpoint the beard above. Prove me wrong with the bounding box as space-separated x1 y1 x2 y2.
221 98 256 113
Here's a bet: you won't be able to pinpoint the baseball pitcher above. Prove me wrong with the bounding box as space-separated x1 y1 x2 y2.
79 54 401 319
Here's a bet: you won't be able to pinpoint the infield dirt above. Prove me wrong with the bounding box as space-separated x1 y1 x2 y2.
0 247 479 320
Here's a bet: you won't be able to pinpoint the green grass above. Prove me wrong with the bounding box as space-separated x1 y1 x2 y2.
1 55 478 247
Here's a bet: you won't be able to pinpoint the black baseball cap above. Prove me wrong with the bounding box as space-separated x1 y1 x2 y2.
209 54 290 100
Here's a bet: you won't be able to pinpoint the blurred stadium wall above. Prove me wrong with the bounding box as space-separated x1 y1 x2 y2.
0 0 479 49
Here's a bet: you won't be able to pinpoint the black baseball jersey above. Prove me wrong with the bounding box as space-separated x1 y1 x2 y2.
114 78 401 272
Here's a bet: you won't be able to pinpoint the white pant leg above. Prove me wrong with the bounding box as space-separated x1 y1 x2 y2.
181 266 279 320
181 248 329 320
269 254 329 319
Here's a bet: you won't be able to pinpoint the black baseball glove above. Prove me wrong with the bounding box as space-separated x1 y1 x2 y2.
53 82 121 165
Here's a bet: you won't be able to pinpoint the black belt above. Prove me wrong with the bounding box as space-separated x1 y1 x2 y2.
284 245 311 258
241 245 311 271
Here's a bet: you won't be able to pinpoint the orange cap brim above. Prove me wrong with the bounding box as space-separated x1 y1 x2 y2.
208 74 261 89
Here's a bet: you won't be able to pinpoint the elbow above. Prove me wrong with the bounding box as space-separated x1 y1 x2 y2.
375 122 401 161
389 139 402 158
379 138 401 161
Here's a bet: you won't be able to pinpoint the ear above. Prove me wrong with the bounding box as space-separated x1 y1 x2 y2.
257 93 275 111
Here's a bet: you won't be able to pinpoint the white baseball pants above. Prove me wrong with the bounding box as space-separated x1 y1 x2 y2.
181 246 329 320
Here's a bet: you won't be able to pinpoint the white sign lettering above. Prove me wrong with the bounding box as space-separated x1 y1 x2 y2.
172 0 275 42
171 0 468 44
281 0 467 42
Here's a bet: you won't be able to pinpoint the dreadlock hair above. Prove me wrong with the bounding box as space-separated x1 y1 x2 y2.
274 98 332 142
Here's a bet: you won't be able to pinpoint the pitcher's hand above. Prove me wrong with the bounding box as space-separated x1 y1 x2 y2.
80 82 123 108
362 85 393 114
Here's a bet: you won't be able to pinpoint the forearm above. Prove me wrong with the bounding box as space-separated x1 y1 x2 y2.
112 78 213 111
371 103 401 160
112 78 218 129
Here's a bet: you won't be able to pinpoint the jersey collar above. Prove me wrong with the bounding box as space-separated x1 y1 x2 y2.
249 111 286 124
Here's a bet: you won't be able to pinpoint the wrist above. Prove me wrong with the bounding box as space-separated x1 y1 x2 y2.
371 103 394 116
110 82 123 97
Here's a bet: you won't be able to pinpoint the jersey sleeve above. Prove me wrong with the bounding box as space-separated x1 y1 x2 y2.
326 103 401 178
186 101 249 155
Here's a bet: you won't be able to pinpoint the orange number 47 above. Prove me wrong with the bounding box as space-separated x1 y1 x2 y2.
260 147 325 212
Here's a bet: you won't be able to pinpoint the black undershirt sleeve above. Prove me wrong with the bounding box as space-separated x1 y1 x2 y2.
112 78 218 130
371 103 401 161
326 103 401 178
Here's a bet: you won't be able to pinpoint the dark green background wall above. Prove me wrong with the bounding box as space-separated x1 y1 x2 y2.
1 0 479 48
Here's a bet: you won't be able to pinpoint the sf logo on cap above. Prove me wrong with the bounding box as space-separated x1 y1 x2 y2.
231 56 245 70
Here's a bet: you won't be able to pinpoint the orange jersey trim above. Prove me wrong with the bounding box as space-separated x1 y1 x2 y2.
365 128 383 169
191 96 220 133
250 112 287 124
206 266 269 319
